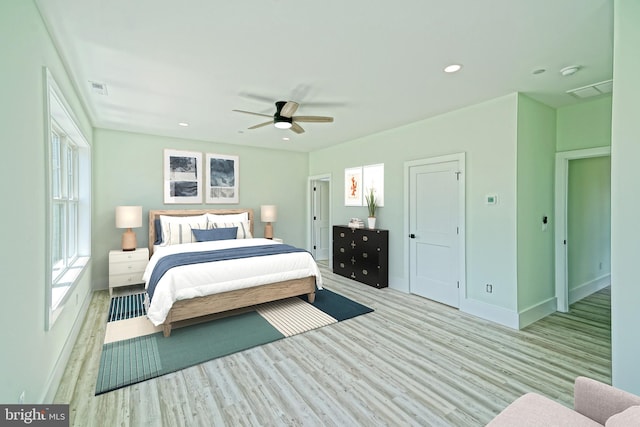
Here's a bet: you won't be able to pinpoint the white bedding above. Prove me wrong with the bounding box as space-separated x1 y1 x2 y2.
143 238 323 326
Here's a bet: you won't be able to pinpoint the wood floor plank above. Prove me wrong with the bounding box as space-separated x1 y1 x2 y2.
55 265 611 426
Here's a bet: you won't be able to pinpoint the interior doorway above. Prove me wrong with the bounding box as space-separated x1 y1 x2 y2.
554 147 611 312
308 174 331 264
405 153 466 308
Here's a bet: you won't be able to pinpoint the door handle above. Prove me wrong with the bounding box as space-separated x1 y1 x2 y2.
409 233 416 239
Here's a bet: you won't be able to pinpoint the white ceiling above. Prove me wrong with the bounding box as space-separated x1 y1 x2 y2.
35 0 613 152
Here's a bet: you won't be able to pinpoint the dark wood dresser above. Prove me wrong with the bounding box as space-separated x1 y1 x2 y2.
332 225 389 288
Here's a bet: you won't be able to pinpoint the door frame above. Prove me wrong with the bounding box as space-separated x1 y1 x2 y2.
554 146 610 312
308 173 332 265
404 153 466 299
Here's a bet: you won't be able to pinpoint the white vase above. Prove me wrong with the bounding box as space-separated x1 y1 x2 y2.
367 217 376 229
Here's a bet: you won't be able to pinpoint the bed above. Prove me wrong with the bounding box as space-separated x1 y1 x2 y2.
145 208 321 337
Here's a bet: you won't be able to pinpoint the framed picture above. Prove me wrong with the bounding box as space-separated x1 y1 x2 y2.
205 153 239 204
164 149 202 204
363 163 384 207
344 166 363 206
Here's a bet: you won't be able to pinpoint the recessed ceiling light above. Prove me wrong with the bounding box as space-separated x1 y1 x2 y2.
178 122 189 127
444 64 462 73
282 137 290 141
560 66 580 77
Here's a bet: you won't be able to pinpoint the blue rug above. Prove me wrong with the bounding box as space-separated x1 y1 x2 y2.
96 289 373 395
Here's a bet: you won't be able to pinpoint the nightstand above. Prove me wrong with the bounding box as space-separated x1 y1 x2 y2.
108 248 149 296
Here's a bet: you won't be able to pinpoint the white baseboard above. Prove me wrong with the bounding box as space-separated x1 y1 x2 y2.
460 298 520 329
569 274 611 305
41 289 93 403
518 297 558 329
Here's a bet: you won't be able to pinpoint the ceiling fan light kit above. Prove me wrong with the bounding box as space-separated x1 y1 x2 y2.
233 100 334 134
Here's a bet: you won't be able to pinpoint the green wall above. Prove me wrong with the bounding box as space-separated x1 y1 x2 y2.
92 129 309 288
611 0 640 394
515 95 557 316
310 94 520 316
557 95 612 150
567 157 611 294
0 1 94 403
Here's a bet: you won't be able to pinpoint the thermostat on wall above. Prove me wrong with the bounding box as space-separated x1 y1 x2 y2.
485 194 498 205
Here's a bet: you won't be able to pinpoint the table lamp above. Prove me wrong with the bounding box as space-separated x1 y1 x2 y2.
115 205 142 251
261 205 277 239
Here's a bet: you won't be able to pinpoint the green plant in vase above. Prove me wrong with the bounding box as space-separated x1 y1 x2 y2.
365 188 377 229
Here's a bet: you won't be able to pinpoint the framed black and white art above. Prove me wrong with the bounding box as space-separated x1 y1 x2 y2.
163 149 202 204
205 153 239 204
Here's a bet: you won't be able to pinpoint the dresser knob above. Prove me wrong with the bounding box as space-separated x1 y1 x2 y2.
362 235 368 242
362 269 368 275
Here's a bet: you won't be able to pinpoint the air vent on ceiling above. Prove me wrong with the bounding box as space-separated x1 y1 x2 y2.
567 79 612 99
89 81 108 95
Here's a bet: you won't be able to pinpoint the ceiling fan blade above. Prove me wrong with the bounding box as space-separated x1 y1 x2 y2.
232 109 273 118
290 122 305 134
293 116 334 123
280 101 299 118
237 92 276 104
248 120 273 130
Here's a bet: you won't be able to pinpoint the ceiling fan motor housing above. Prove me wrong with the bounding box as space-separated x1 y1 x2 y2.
274 101 293 128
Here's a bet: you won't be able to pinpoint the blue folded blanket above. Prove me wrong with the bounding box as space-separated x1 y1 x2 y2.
147 244 308 301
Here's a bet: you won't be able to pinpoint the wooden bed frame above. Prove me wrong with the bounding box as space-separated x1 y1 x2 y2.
148 208 317 337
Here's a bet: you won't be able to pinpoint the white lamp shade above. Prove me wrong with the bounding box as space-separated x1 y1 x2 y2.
115 206 142 229
261 205 277 222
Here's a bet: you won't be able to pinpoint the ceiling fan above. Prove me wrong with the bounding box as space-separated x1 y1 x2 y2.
233 101 334 134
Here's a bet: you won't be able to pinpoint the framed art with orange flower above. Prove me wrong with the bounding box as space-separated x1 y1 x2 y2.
344 167 362 206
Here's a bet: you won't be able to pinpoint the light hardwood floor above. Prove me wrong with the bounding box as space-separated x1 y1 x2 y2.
55 266 611 426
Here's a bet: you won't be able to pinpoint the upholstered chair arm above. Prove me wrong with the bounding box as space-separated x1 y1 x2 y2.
573 376 640 424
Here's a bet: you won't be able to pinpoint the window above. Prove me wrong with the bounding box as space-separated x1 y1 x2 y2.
45 68 91 329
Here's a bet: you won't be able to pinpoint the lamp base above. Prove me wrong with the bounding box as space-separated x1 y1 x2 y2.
122 228 137 251
264 223 273 239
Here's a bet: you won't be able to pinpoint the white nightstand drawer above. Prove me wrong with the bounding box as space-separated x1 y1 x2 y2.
109 272 144 287
109 249 148 263
109 260 148 275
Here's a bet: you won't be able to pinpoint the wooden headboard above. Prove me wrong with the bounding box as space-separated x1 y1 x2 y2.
148 208 254 256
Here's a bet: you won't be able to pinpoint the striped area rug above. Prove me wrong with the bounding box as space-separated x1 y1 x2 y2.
96 289 373 395
107 292 146 321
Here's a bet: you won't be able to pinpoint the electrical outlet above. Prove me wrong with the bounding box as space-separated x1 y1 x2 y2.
19 391 25 404
486 284 493 293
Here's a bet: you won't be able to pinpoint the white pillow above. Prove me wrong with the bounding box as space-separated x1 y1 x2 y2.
211 221 252 239
206 212 249 223
159 215 208 246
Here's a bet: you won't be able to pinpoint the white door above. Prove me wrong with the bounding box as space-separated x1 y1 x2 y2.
311 180 330 260
409 159 461 307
